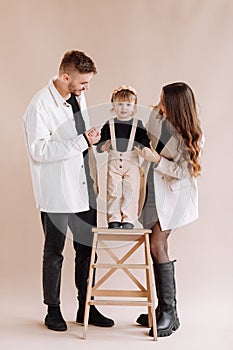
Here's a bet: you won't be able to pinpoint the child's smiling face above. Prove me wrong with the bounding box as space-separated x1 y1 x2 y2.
113 100 136 120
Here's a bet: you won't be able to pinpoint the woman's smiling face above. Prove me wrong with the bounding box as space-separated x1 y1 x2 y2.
158 91 167 117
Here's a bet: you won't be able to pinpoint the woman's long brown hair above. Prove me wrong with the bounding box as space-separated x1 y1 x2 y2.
162 82 203 177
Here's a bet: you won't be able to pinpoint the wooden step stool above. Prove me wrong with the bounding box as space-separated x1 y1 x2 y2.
83 227 157 341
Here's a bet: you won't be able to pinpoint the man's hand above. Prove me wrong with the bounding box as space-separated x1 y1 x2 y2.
85 127 101 145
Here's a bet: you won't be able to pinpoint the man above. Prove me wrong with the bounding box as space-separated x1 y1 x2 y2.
23 50 114 331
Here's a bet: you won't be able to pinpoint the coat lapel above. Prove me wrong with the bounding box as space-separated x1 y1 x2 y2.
148 111 178 161
160 135 178 160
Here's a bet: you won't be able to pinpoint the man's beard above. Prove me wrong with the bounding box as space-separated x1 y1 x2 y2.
68 83 83 96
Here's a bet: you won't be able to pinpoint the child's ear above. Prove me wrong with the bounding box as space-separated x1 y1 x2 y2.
110 103 116 115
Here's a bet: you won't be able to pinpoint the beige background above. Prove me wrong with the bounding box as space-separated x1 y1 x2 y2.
1 0 232 349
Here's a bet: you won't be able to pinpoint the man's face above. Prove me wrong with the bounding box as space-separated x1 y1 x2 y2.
66 71 94 96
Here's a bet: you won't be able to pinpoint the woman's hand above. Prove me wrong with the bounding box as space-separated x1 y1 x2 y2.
134 141 161 163
100 139 111 153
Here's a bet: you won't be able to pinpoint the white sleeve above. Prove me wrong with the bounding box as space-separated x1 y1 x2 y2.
155 157 190 180
24 103 88 163
156 131 205 179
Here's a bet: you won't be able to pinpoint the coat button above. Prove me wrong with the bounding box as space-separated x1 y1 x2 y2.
81 165 84 168
82 182 86 185
119 159 122 162
119 165 122 168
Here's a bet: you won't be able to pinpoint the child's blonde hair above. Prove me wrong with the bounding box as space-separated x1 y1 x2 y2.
111 85 137 115
111 85 137 103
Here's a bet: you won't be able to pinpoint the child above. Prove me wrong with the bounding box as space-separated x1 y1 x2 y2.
96 85 150 229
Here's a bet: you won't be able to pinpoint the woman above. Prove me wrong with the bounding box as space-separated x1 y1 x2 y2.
135 82 203 337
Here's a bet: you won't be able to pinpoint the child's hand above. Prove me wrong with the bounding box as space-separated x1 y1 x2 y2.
100 140 111 153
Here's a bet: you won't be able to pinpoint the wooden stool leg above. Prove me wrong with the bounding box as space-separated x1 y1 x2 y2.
145 233 157 341
144 235 152 328
83 232 98 339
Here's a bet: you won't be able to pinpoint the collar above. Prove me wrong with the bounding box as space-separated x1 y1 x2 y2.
48 76 84 107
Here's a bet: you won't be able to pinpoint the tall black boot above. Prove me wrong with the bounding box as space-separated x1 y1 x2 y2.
136 264 161 327
75 244 114 327
149 261 180 337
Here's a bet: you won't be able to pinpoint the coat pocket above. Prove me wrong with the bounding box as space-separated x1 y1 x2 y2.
168 178 191 191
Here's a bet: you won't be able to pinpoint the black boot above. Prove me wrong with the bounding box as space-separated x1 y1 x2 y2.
75 245 114 327
149 261 180 337
136 307 160 327
136 259 161 327
76 304 114 327
44 305 67 331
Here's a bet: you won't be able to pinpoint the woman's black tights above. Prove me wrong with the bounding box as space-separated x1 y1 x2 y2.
149 221 171 264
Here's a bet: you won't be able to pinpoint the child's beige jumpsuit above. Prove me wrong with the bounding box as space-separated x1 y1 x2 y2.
107 118 141 225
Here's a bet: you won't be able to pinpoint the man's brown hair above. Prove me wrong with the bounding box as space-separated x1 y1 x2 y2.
59 50 97 75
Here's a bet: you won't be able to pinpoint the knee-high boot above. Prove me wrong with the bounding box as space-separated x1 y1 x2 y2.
136 267 160 326
149 260 180 337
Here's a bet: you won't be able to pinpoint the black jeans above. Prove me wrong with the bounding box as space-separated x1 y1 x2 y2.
41 207 97 306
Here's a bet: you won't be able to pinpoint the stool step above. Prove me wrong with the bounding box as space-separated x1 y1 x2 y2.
92 263 149 269
89 300 153 306
91 290 149 297
92 227 151 233
97 234 146 241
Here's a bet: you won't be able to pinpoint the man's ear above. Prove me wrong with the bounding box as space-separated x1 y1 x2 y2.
62 73 70 83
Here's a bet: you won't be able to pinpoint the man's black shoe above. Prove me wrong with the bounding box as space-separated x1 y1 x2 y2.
76 305 114 327
44 306 67 331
